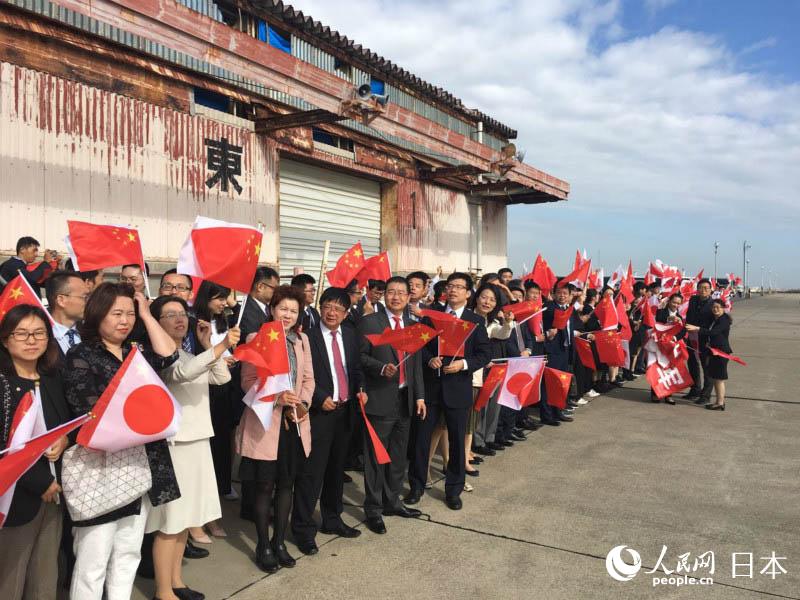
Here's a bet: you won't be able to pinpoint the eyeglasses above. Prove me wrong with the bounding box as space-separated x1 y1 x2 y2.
446 284 468 291
320 304 346 314
160 311 189 321
9 329 48 342
160 284 191 293
59 293 90 301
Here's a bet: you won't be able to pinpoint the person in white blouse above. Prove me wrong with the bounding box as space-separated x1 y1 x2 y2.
145 296 239 600
44 271 87 356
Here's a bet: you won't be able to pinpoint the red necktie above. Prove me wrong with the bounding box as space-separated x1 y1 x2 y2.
330 330 349 402
393 316 406 387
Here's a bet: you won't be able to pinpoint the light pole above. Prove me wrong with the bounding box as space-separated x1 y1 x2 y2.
761 266 765 296
714 241 720 281
742 240 752 293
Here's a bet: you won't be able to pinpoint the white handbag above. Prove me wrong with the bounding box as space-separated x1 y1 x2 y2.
61 444 152 521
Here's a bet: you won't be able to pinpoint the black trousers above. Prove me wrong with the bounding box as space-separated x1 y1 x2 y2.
699 352 715 399
410 400 468 499
210 383 233 495
363 397 411 518
496 406 518 443
687 344 702 394
291 408 350 543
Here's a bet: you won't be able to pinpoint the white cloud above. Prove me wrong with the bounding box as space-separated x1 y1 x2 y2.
287 0 800 283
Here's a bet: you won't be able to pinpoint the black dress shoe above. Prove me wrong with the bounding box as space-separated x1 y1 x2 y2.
342 472 353 483
383 505 421 518
465 469 479 477
297 540 319 555
445 496 462 510
365 516 387 534
486 441 505 451
705 403 726 411
272 542 296 568
540 419 561 426
320 523 361 538
566 401 579 408
473 445 496 456
501 440 514 447
510 432 526 441
173 587 205 600
557 415 574 422
255 542 278 573
183 541 209 559
404 489 423 505
683 390 699 399
138 561 155 579
470 456 484 464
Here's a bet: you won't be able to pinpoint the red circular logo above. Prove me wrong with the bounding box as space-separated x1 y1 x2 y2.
123 385 175 435
506 372 533 396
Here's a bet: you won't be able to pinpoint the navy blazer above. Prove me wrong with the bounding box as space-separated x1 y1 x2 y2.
421 305 491 409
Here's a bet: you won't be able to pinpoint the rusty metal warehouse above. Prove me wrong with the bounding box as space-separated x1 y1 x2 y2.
0 0 570 279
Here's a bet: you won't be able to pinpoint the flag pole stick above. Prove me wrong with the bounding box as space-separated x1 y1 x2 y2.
235 294 248 329
447 326 476 366
316 240 331 311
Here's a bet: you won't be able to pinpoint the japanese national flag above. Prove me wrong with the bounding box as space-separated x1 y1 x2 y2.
241 371 293 431
496 357 546 410
76 347 182 452
0 389 47 527
177 216 263 293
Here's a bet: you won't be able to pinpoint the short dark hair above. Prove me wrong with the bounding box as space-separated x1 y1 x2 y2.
697 278 712 288
45 270 84 308
498 268 513 277
78 282 136 344
159 268 192 289
252 266 279 291
523 280 541 291
433 280 448 299
319 287 351 310
122 263 150 276
479 273 499 287
633 281 646 293
345 279 360 294
406 271 429 285
385 276 410 292
16 236 40 254
668 293 683 303
0 304 61 376
270 285 306 333
447 272 473 289
367 279 386 291
150 295 190 321
585 288 598 302
63 258 99 285
291 274 316 288
647 282 661 293
509 285 524 296
711 298 726 309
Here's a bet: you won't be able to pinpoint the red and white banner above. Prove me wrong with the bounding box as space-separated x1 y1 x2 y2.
496 357 546 410
646 361 693 399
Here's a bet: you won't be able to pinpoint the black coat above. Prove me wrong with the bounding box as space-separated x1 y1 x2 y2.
686 295 714 328
239 296 269 341
0 257 50 297
700 313 732 354
655 308 686 341
358 310 425 417
306 324 365 414
543 301 577 354
301 306 321 332
420 306 491 409
0 373 71 527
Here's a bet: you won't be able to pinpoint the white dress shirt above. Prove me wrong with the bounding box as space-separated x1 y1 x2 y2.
52 320 81 355
320 323 347 402
445 304 470 370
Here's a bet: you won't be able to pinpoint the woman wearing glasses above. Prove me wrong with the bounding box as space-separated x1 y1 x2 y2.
0 305 72 600
145 296 239 600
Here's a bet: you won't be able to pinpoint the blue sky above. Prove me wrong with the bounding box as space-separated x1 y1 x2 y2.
291 0 799 287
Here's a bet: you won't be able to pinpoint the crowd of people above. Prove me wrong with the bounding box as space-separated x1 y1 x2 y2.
0 235 735 600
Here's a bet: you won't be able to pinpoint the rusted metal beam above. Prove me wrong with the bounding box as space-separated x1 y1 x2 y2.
254 108 345 133
418 164 483 180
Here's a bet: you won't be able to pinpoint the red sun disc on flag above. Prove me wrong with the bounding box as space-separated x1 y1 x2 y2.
506 372 533 396
123 385 174 435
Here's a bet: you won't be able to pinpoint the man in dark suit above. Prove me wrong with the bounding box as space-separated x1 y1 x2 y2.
292 273 320 331
355 279 387 317
406 272 491 511
239 267 279 340
0 236 57 297
357 276 424 534
684 278 714 402
291 287 365 555
542 284 577 424
45 271 86 359
406 271 430 323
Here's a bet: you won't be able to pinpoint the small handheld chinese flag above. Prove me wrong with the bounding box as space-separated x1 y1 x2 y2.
326 242 366 288
0 275 52 323
474 364 507 412
501 301 544 324
616 295 633 341
543 367 572 410
177 216 262 293
574 337 597 370
358 392 390 464
355 252 391 289
365 323 439 355
66 221 146 272
709 347 747 366
557 259 591 290
525 254 557 295
551 305 574 330
593 330 627 367
593 295 619 330
419 310 476 357
76 347 182 452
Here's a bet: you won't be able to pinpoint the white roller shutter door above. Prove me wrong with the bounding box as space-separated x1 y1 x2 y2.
279 159 381 281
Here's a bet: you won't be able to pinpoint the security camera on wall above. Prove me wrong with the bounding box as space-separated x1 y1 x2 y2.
340 84 390 125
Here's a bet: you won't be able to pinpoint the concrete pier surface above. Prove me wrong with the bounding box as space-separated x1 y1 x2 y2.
133 293 800 600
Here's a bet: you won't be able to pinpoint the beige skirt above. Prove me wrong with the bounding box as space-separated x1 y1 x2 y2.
145 439 221 534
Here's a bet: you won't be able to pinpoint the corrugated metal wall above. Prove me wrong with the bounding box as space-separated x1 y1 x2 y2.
0 62 279 262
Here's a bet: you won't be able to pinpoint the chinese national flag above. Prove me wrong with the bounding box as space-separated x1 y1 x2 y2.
501 300 544 324
474 364 507 411
76 347 182 452
177 216 262 293
66 221 145 272
524 254 558 295
543 367 572 410
355 252 391 289
0 275 52 323
557 259 592 290
593 295 619 330
0 414 90 527
234 323 293 430
646 361 693 398
574 337 597 370
644 271 655 286
419 309 476 357
327 242 366 288
358 392 390 464
551 305 574 330
641 300 656 328
593 330 626 367
365 323 439 356
709 347 747 366
616 295 633 341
